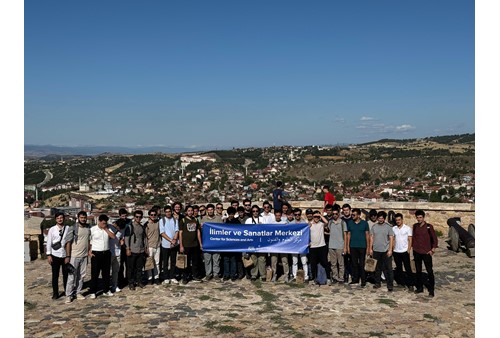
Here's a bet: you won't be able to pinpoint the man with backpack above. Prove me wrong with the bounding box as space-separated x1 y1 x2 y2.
412 209 438 298
124 210 147 290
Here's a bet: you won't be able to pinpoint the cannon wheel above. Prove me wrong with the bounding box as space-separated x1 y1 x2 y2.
468 224 475 239
449 226 460 252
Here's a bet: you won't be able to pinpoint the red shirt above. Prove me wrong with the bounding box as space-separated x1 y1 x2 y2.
324 192 335 205
412 222 438 254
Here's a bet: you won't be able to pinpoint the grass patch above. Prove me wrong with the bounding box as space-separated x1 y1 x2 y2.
204 320 218 329
216 325 239 334
435 230 443 237
24 300 36 310
377 298 397 308
288 283 305 289
300 293 321 298
224 312 238 318
252 280 263 289
424 313 439 322
199 295 210 301
312 329 329 335
231 292 247 298
256 290 278 302
270 314 287 325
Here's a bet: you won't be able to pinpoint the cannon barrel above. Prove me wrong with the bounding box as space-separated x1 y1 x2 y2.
447 218 475 249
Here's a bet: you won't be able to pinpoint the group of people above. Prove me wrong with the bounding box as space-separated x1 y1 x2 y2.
45 196 439 304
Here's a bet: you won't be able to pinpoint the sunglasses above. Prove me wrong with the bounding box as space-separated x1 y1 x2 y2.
134 216 142 219
294 213 301 216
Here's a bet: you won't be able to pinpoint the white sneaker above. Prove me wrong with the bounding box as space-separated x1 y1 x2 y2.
76 294 86 300
65 297 72 304
114 287 121 293
170 279 179 285
162 279 171 285
89 293 96 299
103 291 114 297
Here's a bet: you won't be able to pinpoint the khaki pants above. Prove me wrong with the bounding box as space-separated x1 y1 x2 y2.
328 248 345 282
250 253 266 278
271 253 289 279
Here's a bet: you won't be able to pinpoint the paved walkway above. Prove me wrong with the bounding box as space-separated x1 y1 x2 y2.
24 248 474 338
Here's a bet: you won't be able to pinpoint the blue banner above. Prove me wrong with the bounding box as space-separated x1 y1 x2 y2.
201 222 310 254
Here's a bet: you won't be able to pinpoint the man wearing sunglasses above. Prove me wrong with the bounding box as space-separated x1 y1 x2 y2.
145 208 161 285
124 210 147 290
327 204 348 284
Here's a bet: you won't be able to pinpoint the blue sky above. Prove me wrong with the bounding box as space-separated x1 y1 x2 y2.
24 0 474 148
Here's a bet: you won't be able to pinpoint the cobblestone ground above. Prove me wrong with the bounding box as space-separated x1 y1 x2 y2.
24 248 474 338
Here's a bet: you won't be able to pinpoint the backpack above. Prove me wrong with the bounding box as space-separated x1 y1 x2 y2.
315 263 327 285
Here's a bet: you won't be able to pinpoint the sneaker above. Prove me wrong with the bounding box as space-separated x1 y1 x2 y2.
114 287 121 293
373 284 381 289
170 279 179 285
76 294 86 300
388 288 394 292
162 279 171 285
89 293 96 299
129 285 136 291
191 278 203 283
223 276 230 281
414 288 424 294
251 276 257 281
360 283 366 288
51 294 59 300
428 290 435 298
204 275 213 282
213 276 221 282
65 297 72 304
407 286 415 292
348 281 358 285
138 283 146 289
231 276 237 282
181 279 188 285
103 291 114 297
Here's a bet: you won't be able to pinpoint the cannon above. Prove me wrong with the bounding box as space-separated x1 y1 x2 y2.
447 217 475 257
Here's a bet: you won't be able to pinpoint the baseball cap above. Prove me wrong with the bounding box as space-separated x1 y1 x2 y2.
306 208 313 215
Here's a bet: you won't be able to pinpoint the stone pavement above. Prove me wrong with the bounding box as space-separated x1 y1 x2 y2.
24 247 474 338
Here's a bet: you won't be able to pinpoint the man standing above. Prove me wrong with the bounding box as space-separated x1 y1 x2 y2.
392 213 415 291
341 204 353 283
412 209 438 297
88 214 116 298
242 198 252 218
201 203 223 281
46 212 71 300
65 211 91 303
368 211 395 292
260 201 275 223
115 208 130 288
245 205 267 281
179 205 203 284
159 206 179 285
144 208 161 285
270 209 290 283
346 208 370 287
272 181 284 212
290 208 309 282
124 210 147 290
327 204 347 284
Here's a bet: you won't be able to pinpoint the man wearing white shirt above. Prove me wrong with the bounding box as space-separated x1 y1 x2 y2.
46 212 71 300
392 213 415 291
88 214 116 299
270 209 290 282
245 205 266 281
159 206 179 284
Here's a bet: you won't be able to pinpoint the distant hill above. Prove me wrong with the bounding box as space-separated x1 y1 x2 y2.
24 144 211 158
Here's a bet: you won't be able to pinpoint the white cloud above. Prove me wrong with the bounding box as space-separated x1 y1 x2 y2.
360 116 375 121
394 124 416 132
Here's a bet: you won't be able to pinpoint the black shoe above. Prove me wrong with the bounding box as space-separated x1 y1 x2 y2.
373 284 381 289
223 276 230 281
129 285 136 291
337 280 345 284
360 282 366 288
414 288 424 294
428 290 435 297
231 277 237 282
138 283 146 289
52 293 59 300
251 276 257 281
388 288 394 292
407 286 415 292
348 281 358 285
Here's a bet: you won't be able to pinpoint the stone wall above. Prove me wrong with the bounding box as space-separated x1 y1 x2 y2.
277 201 474 235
